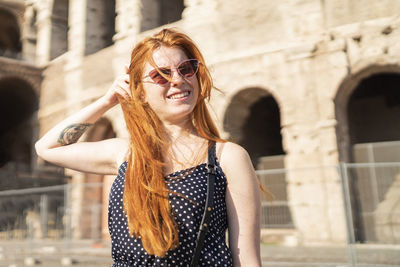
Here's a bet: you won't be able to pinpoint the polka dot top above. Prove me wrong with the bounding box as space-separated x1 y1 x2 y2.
108 155 233 266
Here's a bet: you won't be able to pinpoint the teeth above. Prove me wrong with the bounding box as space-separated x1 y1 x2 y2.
169 91 190 99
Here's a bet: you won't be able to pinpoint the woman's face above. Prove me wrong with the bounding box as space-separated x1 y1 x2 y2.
142 46 200 124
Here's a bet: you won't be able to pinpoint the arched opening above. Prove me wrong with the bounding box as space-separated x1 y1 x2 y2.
348 73 400 146
140 0 184 32
0 77 38 169
0 9 22 59
50 0 69 60
336 70 400 243
224 88 284 167
85 0 116 56
224 88 291 228
75 118 116 240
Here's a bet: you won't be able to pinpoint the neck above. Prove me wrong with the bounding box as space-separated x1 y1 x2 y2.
162 117 197 141
162 117 207 172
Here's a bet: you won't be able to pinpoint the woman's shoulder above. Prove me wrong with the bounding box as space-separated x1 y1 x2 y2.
216 141 251 169
216 141 257 187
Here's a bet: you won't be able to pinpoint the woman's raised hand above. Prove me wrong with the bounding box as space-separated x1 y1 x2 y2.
102 65 132 107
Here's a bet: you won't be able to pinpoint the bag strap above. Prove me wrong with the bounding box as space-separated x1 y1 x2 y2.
190 141 216 267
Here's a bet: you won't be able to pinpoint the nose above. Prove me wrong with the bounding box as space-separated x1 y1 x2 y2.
170 69 184 87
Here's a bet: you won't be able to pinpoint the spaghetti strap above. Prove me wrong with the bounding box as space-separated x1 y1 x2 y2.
208 141 216 168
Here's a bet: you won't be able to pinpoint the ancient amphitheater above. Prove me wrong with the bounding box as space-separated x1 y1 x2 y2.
1 0 400 250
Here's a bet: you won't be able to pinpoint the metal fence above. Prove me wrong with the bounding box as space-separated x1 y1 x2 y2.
256 162 400 266
0 183 104 243
0 163 399 266
341 162 400 245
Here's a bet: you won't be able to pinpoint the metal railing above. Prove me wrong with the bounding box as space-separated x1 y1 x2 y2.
0 162 399 266
0 183 104 244
256 162 400 266
341 162 400 244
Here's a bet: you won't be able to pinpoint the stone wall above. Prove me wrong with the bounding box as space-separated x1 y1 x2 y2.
19 0 400 244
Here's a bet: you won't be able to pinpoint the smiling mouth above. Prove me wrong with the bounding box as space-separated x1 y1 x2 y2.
167 91 191 100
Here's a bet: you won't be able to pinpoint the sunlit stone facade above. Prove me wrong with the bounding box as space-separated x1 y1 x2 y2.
1 0 400 244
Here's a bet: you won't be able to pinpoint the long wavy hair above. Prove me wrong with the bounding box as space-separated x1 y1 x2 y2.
119 28 224 257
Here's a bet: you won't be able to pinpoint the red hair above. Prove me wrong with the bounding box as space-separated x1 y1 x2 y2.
119 28 224 257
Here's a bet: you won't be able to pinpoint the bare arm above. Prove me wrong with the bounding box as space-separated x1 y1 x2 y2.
35 68 131 175
220 142 261 267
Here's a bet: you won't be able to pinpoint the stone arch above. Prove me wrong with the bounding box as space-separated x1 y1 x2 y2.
0 77 38 168
223 87 284 167
0 2 24 28
49 0 69 60
0 65 42 97
0 8 22 59
348 73 400 145
335 64 400 163
223 87 291 228
140 0 184 32
85 0 116 55
335 64 400 243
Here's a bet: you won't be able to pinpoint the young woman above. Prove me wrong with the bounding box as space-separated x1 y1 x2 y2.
35 28 261 266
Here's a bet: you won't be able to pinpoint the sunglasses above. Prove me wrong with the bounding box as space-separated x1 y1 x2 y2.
144 59 200 85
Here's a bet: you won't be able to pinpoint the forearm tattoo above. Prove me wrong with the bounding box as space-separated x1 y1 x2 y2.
57 123 93 145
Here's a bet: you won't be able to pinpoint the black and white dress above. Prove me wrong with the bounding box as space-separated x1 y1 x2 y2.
108 150 233 266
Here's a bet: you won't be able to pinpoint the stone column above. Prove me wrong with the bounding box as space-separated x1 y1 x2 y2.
22 3 37 63
67 0 86 59
35 1 52 65
283 120 347 244
114 0 141 41
281 41 348 245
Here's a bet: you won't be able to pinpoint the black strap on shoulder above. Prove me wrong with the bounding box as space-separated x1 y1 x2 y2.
190 141 216 267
